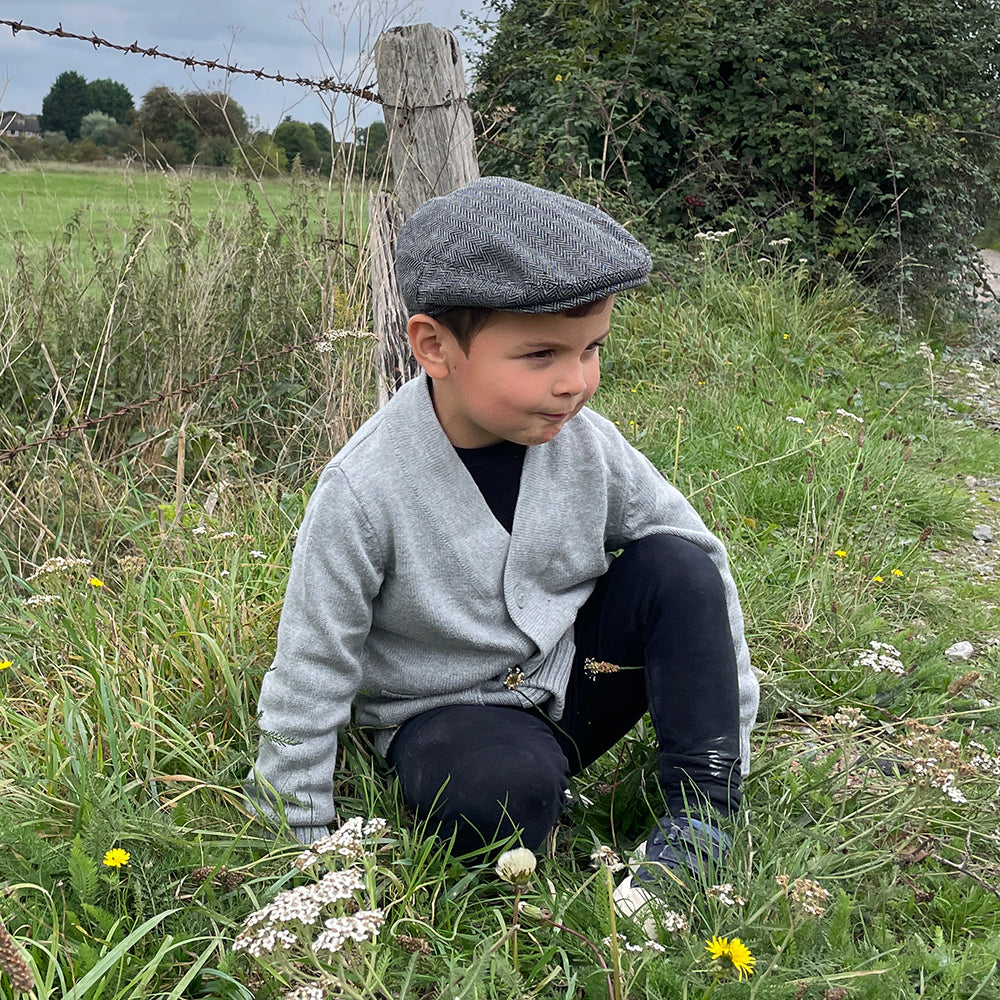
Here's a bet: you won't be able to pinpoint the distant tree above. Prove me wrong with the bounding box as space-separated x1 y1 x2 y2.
231 133 287 177
40 71 90 141
354 120 388 179
86 78 134 123
196 135 236 167
309 121 332 150
174 119 198 160
79 111 125 148
183 92 249 139
272 120 321 171
137 86 186 144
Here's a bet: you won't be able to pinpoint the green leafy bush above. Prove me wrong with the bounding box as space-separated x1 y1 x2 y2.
470 0 1000 303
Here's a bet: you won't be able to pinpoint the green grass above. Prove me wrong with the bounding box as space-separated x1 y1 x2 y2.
0 160 358 274
1 174 999 999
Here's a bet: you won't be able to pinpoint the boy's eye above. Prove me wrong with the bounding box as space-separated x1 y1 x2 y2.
524 350 552 359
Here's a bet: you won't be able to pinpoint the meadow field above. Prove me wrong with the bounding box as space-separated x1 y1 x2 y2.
1 165 999 999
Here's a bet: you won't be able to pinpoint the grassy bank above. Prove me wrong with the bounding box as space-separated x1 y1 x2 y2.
1 179 999 999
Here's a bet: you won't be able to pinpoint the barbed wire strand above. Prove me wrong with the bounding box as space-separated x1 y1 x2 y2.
0 19 466 110
0 334 333 464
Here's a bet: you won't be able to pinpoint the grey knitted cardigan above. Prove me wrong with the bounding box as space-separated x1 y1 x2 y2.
250 375 759 842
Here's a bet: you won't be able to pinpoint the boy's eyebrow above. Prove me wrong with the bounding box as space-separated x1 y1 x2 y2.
518 330 611 349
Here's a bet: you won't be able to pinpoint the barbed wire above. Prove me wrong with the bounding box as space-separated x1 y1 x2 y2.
0 334 331 464
0 18 465 111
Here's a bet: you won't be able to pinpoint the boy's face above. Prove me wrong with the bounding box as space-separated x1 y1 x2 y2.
416 296 614 448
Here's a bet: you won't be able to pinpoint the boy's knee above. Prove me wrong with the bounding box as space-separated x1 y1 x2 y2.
620 534 725 602
440 744 569 851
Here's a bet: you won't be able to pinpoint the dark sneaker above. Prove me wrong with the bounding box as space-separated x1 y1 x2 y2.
613 815 731 918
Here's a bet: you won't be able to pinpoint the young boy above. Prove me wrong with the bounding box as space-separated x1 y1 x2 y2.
249 177 759 893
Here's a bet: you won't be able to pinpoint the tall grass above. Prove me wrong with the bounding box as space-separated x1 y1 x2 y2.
1 187 998 999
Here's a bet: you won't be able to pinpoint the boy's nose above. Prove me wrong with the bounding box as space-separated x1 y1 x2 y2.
554 362 588 396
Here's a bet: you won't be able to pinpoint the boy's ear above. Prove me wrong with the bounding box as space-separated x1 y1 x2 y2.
407 314 451 379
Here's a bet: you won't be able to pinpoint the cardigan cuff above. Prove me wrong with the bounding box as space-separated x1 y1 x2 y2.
292 824 332 845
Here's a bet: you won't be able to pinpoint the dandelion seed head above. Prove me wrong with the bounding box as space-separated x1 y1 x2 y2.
496 847 537 885
590 845 625 872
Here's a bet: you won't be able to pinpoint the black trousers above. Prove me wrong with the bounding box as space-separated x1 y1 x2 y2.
386 534 742 855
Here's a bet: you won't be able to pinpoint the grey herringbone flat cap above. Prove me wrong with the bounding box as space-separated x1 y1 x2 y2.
395 177 652 315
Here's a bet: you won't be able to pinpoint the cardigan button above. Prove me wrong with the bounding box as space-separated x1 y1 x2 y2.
514 588 526 608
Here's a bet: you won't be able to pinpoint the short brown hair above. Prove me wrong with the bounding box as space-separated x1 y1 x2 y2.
434 296 612 354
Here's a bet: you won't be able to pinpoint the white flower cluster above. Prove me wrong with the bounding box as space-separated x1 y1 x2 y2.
854 641 906 676
25 555 92 581
249 550 266 560
212 531 237 541
768 237 792 246
820 706 865 729
910 759 968 804
232 925 299 957
658 910 689 933
917 342 935 362
312 910 385 954
835 407 864 424
968 744 1000 777
233 869 366 956
24 593 61 607
785 415 806 425
694 227 737 242
316 330 376 352
296 817 388 868
603 933 667 955
283 986 325 1000
706 883 747 907
786 876 831 917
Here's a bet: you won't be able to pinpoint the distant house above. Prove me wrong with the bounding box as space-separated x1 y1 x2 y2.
0 111 41 138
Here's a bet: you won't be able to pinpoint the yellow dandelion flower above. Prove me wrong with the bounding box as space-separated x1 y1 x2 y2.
706 935 729 960
103 848 130 868
872 575 884 583
705 935 756 980
554 73 563 82
891 568 903 577
0 660 11 670
88 577 105 588
834 550 847 558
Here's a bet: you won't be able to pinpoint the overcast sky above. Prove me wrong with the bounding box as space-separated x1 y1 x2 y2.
0 1 494 136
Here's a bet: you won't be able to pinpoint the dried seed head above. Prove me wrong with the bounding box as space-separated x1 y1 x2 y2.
396 933 431 954
0 917 33 995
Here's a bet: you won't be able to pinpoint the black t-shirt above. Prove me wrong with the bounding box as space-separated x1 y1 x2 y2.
453 439 527 534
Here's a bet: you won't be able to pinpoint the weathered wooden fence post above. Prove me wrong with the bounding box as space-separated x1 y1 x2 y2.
369 23 480 405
